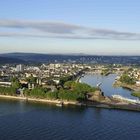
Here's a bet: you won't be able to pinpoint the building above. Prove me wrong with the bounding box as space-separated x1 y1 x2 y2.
16 64 24 72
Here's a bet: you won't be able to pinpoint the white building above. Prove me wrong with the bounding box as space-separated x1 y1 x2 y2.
16 64 24 72
136 81 140 86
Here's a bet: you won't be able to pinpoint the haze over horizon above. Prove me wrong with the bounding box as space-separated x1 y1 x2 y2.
0 0 140 55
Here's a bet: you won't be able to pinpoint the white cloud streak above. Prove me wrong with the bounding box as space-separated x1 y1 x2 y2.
0 19 140 40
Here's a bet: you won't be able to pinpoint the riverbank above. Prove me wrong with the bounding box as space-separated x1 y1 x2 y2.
86 101 140 112
113 80 140 91
131 92 140 98
0 94 140 112
0 95 77 106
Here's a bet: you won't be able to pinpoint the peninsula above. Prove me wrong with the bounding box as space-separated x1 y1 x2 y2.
0 63 140 112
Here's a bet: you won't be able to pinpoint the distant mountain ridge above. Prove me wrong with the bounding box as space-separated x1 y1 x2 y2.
0 52 140 65
0 56 25 64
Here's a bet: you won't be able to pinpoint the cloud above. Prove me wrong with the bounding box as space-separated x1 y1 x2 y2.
0 19 140 40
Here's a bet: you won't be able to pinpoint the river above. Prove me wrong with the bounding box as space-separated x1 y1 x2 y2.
80 73 138 100
0 99 140 140
0 74 140 140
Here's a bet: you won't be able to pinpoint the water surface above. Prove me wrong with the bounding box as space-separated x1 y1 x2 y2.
80 74 137 99
0 99 140 140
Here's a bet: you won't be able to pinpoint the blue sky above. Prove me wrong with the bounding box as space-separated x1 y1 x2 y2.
0 0 140 55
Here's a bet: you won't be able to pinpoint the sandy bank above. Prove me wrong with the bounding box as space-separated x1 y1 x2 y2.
0 95 77 105
0 94 140 112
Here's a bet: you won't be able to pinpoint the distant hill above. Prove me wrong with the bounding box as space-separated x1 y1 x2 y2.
0 52 140 65
0 56 25 64
0 52 85 63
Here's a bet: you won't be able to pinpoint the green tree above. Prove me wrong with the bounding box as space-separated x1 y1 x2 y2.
46 91 58 99
120 74 135 85
59 75 73 86
11 77 21 88
26 75 37 84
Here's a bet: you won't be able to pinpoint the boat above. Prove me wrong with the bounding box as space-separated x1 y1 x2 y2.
79 79 81 83
56 101 63 107
96 82 102 87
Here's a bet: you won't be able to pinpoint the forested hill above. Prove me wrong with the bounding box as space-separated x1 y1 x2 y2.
0 56 25 64
0 52 140 65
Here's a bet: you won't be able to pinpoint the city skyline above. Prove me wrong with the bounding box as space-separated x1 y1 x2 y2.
0 0 140 55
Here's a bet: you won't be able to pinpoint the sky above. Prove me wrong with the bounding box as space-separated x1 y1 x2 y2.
0 0 140 55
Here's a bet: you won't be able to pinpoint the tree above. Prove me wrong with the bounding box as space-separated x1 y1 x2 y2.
46 91 58 99
59 75 73 86
58 81 97 101
11 77 21 88
120 74 135 85
26 76 37 84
